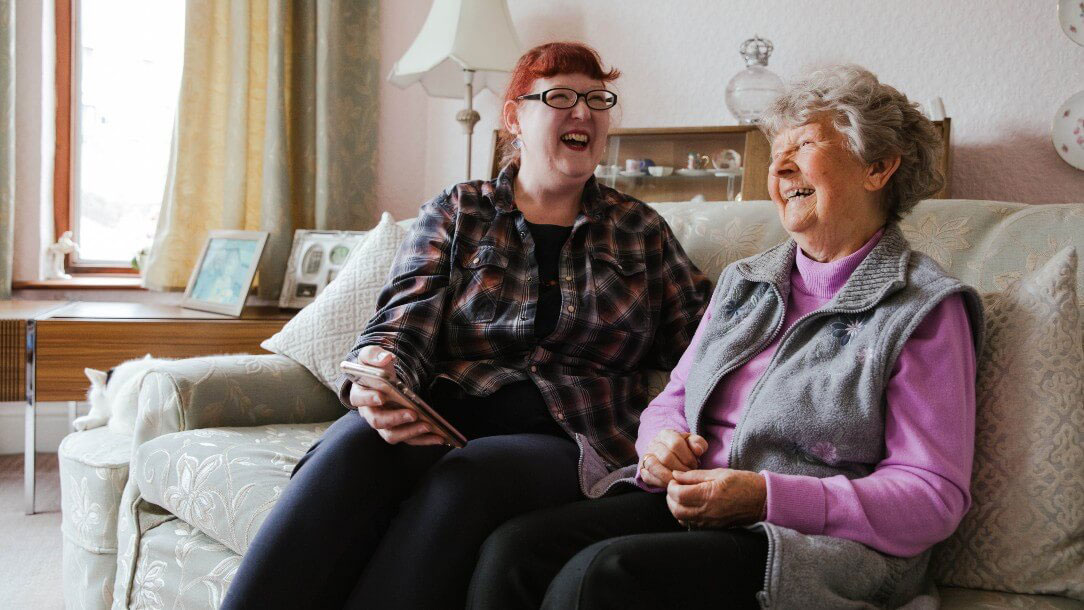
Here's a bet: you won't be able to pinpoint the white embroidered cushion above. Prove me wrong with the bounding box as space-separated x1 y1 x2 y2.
262 212 408 390
931 246 1084 600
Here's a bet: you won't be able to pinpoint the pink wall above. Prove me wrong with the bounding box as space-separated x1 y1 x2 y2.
378 0 1084 220
375 0 431 223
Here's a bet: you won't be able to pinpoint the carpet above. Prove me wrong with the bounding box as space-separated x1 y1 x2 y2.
0 453 64 609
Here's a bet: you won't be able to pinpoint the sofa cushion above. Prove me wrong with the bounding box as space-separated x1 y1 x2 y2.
652 201 788 282
262 212 408 390
938 586 1084 609
898 200 1084 294
931 247 1084 600
58 426 132 553
653 200 1084 300
133 423 331 555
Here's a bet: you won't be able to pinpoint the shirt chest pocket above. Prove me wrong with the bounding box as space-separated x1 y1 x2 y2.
451 245 510 324
589 249 649 330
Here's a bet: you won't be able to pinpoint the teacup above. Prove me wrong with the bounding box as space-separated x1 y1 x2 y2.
648 166 674 177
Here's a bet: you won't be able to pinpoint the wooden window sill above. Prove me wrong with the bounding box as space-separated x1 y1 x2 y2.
13 277 146 290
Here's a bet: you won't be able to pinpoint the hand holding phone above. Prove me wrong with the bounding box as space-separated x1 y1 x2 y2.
342 352 467 448
347 346 399 412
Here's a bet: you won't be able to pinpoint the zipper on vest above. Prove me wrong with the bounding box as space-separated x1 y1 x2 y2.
757 538 774 608
727 299 884 471
690 284 789 437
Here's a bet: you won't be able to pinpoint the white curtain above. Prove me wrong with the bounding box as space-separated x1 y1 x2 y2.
143 0 381 299
0 0 14 299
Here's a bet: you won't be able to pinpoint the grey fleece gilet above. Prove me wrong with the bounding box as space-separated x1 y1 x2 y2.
579 224 983 609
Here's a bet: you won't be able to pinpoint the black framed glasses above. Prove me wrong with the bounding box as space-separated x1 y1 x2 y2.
516 88 618 110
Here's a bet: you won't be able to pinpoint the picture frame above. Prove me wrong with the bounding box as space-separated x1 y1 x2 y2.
278 229 369 309
182 230 270 316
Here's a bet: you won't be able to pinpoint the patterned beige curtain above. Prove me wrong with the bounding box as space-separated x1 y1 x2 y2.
143 0 380 299
0 0 14 299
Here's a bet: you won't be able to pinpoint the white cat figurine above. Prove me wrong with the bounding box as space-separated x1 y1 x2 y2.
73 355 171 435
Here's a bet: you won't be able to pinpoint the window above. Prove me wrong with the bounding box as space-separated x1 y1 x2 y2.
55 0 185 272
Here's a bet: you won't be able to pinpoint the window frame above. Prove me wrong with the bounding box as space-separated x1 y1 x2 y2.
53 0 140 275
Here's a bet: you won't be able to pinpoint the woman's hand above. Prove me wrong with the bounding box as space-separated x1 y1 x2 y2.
349 346 445 446
665 469 767 529
639 429 709 488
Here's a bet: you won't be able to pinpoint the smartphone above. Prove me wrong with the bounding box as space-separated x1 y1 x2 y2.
339 360 467 448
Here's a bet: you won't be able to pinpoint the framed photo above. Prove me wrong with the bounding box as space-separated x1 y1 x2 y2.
279 230 369 309
182 230 270 316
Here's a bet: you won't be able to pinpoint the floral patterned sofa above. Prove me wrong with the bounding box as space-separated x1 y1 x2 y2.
59 198 1084 609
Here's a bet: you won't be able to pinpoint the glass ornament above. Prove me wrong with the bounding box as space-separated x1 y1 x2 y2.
724 36 785 124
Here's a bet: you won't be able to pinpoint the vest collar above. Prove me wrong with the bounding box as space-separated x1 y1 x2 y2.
736 223 911 311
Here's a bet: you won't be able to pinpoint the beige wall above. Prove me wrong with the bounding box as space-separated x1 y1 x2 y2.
12 0 54 282
379 0 1084 220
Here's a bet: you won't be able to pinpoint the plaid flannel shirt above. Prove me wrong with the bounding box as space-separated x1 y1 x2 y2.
336 166 710 468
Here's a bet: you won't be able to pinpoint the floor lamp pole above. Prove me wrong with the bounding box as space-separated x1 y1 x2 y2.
456 69 481 181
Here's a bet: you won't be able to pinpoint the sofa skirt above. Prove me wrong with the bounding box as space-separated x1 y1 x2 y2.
59 426 132 610
126 518 241 610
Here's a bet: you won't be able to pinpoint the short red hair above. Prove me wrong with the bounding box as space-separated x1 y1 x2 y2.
498 42 620 169
503 42 621 106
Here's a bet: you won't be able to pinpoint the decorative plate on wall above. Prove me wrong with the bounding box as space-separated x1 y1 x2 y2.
1060 0 1084 45
1053 91 1084 171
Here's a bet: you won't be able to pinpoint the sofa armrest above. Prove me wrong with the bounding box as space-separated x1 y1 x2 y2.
134 354 344 445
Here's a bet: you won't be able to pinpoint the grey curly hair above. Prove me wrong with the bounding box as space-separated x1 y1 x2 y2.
759 64 943 222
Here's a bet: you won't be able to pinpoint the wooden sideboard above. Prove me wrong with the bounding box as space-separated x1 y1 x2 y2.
1 301 71 401
3 300 294 513
33 302 292 401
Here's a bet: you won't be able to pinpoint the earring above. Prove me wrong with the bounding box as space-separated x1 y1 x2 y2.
512 137 523 149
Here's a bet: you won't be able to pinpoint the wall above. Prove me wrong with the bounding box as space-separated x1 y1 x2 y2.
379 0 1084 220
374 0 432 226
12 0 53 282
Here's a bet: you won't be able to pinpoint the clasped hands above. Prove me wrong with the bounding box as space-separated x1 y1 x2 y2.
640 429 767 529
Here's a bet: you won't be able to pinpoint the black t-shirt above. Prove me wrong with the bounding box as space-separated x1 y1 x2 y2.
427 221 574 441
526 221 574 340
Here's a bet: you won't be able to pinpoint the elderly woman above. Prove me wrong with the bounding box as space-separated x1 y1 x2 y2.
221 42 710 610
469 64 983 609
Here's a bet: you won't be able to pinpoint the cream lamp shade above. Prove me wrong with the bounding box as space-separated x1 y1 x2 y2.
388 0 522 178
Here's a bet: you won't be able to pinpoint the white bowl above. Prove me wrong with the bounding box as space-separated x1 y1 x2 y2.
648 166 674 177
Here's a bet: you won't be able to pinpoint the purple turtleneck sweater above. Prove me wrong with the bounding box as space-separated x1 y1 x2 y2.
636 229 977 557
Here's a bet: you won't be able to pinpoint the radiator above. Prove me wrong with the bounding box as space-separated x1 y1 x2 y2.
0 319 25 401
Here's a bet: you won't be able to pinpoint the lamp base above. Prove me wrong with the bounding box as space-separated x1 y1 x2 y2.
456 109 481 134
459 71 480 180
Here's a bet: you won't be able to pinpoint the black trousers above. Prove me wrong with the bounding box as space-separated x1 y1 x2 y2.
468 489 769 610
220 411 582 610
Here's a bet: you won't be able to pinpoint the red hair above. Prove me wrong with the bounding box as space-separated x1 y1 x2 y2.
498 42 620 169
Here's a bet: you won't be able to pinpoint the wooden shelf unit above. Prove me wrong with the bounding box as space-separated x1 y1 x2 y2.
490 119 951 203
600 125 771 202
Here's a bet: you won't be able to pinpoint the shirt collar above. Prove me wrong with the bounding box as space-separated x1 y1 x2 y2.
492 163 608 220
